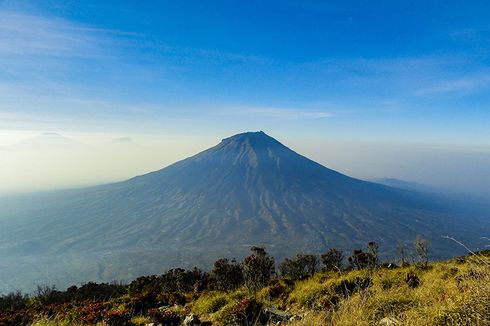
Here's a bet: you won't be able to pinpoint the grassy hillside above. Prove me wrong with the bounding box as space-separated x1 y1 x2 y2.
186 253 490 325
1 245 489 326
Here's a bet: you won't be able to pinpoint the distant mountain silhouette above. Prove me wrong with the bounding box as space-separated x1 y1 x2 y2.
5 132 89 150
371 178 445 194
0 131 488 291
109 137 142 149
111 137 135 144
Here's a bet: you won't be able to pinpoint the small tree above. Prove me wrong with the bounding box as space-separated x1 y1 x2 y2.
36 285 65 305
303 254 319 277
158 267 207 294
0 291 29 313
211 258 243 291
413 235 430 268
348 249 376 270
242 246 275 294
280 258 299 280
280 253 318 280
321 248 343 271
367 241 379 269
397 242 408 266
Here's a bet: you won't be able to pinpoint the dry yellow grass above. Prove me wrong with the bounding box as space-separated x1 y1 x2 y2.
30 253 490 326
31 317 85 326
186 255 490 325
290 255 490 326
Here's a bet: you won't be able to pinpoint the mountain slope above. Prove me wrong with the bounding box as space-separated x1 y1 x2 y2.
371 178 446 194
0 131 488 291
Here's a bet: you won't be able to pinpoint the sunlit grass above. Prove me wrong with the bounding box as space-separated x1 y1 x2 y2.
28 252 490 326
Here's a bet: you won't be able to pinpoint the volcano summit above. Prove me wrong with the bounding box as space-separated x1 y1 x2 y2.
0 131 488 291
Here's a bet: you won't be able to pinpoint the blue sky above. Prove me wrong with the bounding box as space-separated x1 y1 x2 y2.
1 0 490 144
0 1 490 196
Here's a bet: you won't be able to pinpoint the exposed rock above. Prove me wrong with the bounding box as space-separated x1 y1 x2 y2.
263 306 291 322
289 315 302 322
184 313 201 326
378 317 399 325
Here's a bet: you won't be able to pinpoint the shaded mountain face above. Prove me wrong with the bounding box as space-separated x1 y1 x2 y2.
0 131 489 291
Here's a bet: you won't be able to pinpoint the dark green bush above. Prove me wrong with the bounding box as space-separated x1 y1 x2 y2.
242 246 275 294
280 253 318 280
211 258 244 291
321 248 344 272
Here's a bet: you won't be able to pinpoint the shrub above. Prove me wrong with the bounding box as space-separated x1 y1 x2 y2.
397 242 408 266
367 241 379 268
404 271 420 288
211 258 244 291
77 302 109 324
242 246 275 294
103 309 133 325
264 279 289 300
214 298 263 326
413 235 430 269
0 310 33 326
71 282 126 302
0 291 29 314
128 275 160 297
280 253 318 280
128 293 158 315
348 249 376 270
332 276 373 298
321 248 343 272
159 267 208 294
147 307 182 325
35 285 68 306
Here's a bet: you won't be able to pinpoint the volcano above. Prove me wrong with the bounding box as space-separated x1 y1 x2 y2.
0 131 488 291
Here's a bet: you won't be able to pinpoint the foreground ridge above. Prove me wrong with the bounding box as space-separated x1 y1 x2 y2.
1 245 489 326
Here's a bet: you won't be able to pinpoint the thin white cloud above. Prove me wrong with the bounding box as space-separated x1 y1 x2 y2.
0 11 170 131
415 75 490 96
300 55 490 100
0 11 118 58
220 106 333 119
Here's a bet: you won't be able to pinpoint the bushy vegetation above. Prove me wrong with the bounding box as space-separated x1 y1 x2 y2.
242 246 275 294
1 239 489 326
321 248 343 272
211 258 244 292
280 253 318 281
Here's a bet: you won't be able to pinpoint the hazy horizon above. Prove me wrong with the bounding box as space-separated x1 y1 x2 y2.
1 130 489 199
1 1 489 197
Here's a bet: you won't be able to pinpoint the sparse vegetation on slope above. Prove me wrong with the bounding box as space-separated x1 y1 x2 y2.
1 243 489 326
